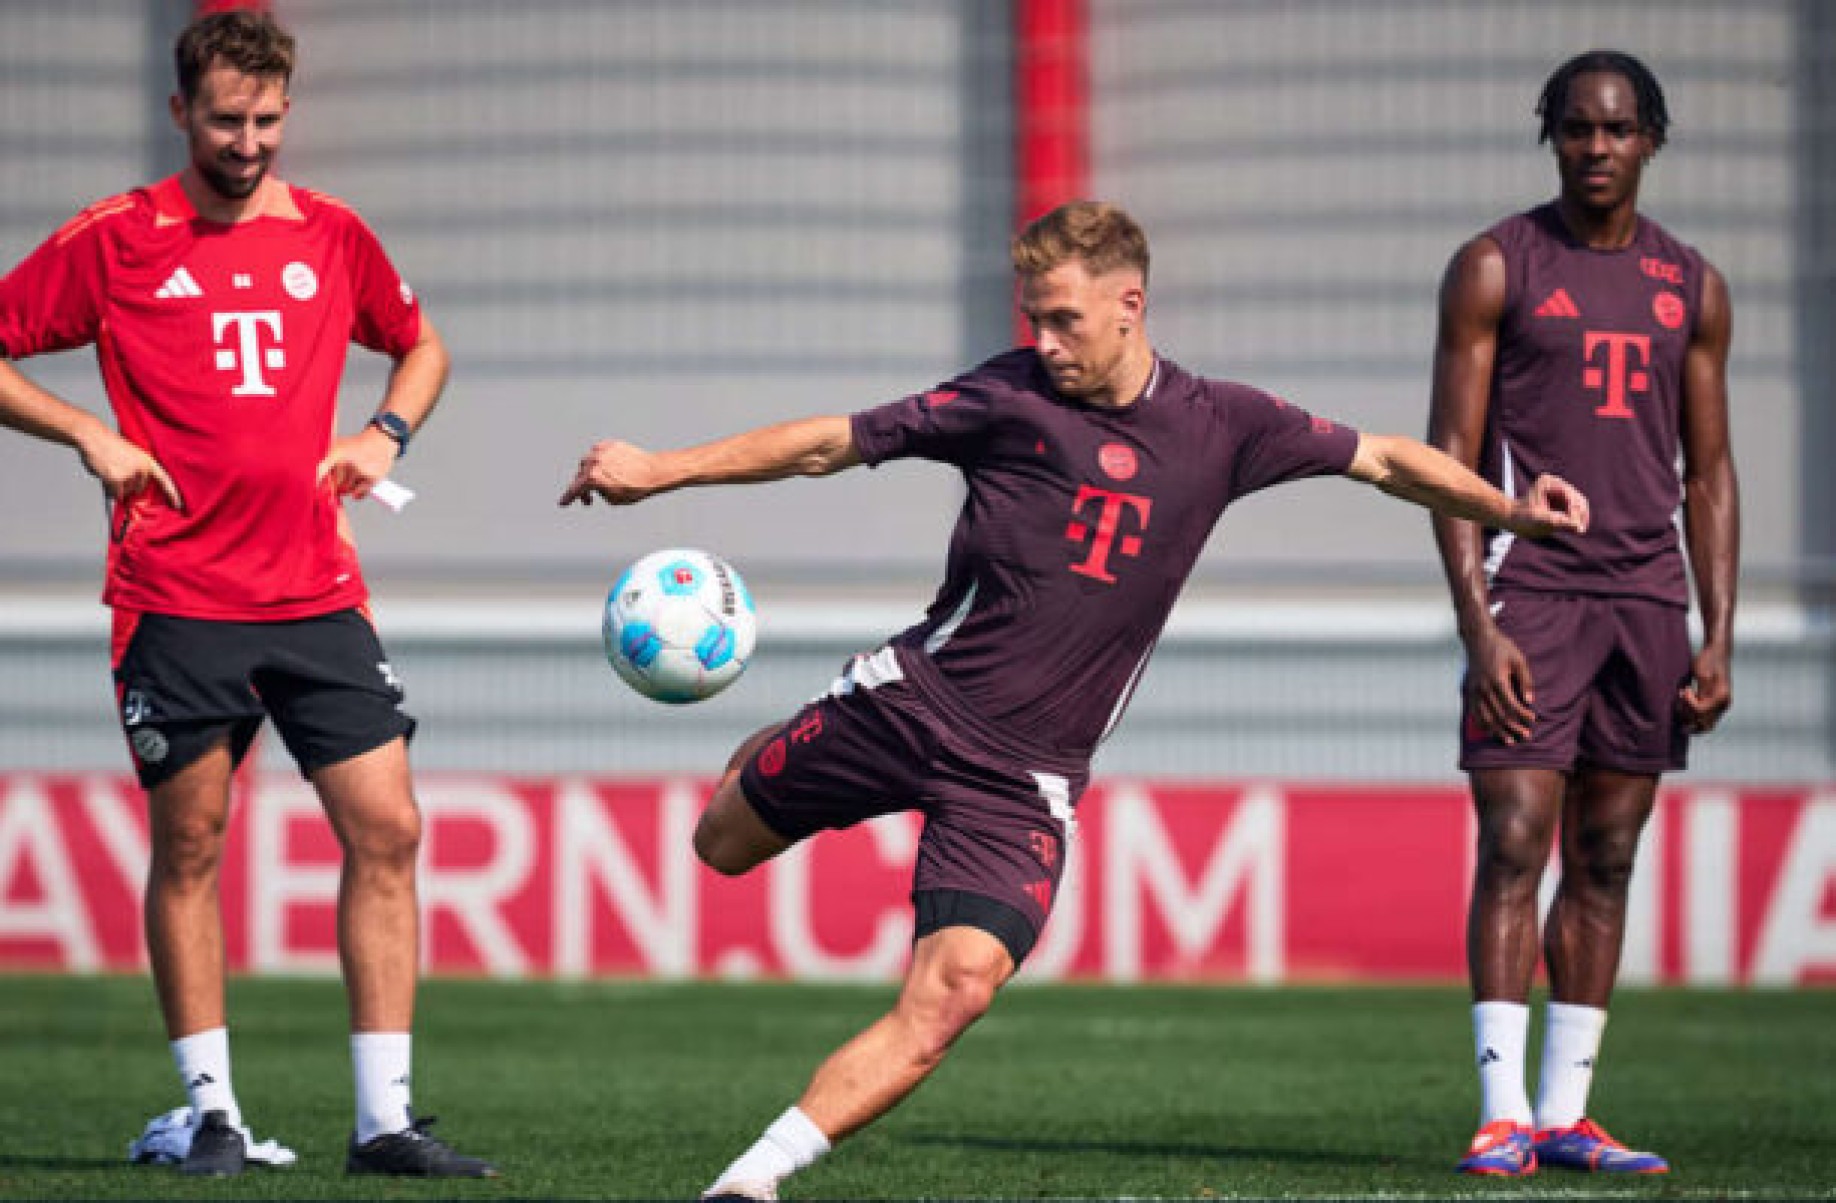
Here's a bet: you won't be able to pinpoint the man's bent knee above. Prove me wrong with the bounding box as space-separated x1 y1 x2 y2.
694 781 789 876
900 928 1010 1065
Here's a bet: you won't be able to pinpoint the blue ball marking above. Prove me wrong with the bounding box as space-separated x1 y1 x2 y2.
619 621 663 668
696 623 736 670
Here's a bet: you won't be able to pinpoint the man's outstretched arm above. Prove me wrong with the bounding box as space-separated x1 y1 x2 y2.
560 415 860 507
1347 431 1589 540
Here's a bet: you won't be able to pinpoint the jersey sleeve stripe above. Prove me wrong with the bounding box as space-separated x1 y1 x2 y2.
53 196 136 247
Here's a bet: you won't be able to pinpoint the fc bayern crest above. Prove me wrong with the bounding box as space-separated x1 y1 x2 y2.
282 261 318 301
131 727 170 764
1098 442 1138 481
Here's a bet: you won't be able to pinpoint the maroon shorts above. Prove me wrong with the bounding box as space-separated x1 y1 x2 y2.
1459 591 1691 774
738 648 1084 965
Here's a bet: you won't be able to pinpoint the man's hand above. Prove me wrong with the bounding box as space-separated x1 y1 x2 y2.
1463 621 1537 745
78 426 183 510
560 440 668 506
316 425 399 500
1508 473 1590 538
1677 642 1733 735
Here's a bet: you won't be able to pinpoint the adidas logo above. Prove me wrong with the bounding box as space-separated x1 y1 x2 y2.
187 1072 216 1087
1478 1047 1502 1066
1533 288 1579 319
155 267 203 299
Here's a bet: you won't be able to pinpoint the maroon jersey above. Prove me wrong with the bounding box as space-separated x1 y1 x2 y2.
1480 203 1704 604
851 349 1359 764
0 176 423 620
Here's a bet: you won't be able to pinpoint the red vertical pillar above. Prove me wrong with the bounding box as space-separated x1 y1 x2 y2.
1015 0 1089 226
1013 0 1089 340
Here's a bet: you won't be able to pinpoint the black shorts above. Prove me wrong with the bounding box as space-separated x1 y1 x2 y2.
1459 591 1691 774
111 608 415 788
738 647 1084 966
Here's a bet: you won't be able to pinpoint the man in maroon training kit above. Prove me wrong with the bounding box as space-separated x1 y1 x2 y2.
1431 50 1739 1177
0 9 493 1179
563 199 1589 1201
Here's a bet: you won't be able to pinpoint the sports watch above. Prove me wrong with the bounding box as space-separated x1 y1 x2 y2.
368 411 411 458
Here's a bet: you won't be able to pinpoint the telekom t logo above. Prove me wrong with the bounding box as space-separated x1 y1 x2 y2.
1066 484 1152 583
211 310 285 396
1582 330 1650 420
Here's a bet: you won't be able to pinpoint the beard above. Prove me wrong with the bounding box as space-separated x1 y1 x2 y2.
196 154 268 201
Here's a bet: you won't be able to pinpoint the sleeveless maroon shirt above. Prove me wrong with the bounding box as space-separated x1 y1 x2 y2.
1480 202 1704 605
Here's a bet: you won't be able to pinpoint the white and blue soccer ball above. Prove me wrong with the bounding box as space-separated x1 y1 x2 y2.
602 548 757 703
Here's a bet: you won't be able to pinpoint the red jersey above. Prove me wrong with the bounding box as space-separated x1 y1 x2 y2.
0 176 422 619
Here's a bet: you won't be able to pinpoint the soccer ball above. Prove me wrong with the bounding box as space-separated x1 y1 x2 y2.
602 548 757 703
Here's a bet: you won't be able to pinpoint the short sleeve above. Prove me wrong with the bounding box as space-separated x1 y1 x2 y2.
342 211 421 356
0 213 107 359
850 369 1001 468
1224 385 1360 500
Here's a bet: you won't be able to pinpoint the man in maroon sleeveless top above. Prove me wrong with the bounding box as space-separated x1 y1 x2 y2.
1430 51 1739 1177
564 200 1589 1202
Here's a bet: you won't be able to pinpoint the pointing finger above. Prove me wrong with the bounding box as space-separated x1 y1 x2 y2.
151 463 185 511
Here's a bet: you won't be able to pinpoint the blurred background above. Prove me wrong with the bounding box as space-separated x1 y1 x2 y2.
1 0 1830 784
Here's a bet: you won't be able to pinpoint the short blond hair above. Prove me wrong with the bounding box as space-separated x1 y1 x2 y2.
1010 200 1150 283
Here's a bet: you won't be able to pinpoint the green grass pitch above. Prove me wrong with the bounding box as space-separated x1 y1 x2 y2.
0 976 1830 1200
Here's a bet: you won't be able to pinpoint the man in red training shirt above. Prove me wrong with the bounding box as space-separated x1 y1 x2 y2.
0 8 492 1180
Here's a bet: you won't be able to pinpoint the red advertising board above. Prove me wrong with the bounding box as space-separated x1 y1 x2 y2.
2 774 1831 984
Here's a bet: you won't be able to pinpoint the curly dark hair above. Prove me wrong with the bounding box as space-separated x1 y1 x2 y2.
1536 49 1669 152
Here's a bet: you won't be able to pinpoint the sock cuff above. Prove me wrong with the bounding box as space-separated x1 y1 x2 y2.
768 1106 832 1160
1472 1000 1529 1019
1545 1002 1608 1034
351 1031 413 1054
171 1027 230 1058
1472 1000 1530 1033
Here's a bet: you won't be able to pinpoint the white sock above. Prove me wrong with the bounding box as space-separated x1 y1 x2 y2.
1534 1002 1607 1132
352 1032 414 1144
171 1028 241 1128
1472 1001 1533 1127
705 1106 831 1198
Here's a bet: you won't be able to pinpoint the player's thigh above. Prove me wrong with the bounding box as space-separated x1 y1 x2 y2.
1461 591 1610 772
111 610 266 789
309 736 420 857
256 609 416 779
1560 766 1661 872
736 653 939 843
913 741 1083 969
1578 598 1691 773
696 769 793 874
144 740 240 866
1468 766 1566 870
